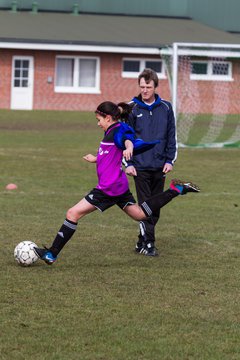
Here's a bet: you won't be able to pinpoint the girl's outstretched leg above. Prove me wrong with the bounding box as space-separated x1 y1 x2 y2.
141 179 200 217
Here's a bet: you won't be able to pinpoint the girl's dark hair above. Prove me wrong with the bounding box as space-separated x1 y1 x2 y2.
95 101 132 121
138 68 159 88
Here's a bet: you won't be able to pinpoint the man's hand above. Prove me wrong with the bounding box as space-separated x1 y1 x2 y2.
163 163 173 174
125 165 137 177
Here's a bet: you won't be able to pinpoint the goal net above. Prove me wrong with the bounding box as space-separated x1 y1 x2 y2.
161 43 240 148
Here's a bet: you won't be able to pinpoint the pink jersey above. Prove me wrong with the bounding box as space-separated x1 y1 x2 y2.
96 123 129 196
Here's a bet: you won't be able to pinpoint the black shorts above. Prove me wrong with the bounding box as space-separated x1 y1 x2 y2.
85 188 136 212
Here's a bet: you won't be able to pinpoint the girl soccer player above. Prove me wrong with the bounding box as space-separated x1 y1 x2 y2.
34 101 199 263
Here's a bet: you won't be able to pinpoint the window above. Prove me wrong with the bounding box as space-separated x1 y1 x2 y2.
55 56 100 93
56 59 73 87
122 58 165 78
191 62 207 75
123 60 140 73
13 59 29 87
190 60 232 81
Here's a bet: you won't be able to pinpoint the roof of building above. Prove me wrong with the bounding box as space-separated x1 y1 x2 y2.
0 11 239 50
1 0 240 33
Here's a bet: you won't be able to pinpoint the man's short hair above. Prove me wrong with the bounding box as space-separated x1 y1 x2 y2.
138 68 159 88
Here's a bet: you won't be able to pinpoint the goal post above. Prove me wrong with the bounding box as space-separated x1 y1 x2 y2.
160 43 240 148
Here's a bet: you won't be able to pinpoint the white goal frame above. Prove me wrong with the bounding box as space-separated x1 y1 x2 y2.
160 43 240 147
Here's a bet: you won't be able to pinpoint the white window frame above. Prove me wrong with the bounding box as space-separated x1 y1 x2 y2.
190 60 233 81
55 55 100 93
122 58 166 79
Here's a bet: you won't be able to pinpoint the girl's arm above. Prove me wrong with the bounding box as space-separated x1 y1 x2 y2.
83 154 97 163
123 140 133 161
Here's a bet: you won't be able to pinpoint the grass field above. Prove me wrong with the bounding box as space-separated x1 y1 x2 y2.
177 114 240 147
0 110 240 360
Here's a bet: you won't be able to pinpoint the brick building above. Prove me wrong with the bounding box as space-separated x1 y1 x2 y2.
0 3 240 111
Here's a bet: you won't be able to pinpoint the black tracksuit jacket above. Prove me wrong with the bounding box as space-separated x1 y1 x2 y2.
126 94 177 170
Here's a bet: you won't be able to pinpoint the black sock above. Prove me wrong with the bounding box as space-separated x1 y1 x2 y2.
49 219 78 256
140 189 178 217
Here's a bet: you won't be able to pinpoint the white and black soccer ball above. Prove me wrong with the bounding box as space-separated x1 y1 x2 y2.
14 241 39 266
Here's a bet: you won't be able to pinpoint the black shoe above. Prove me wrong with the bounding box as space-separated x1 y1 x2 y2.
33 246 57 265
136 242 159 257
135 241 145 254
142 242 159 257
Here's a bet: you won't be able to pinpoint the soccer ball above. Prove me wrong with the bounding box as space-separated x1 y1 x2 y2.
14 241 39 266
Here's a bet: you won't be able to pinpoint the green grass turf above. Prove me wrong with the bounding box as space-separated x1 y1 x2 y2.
0 110 240 360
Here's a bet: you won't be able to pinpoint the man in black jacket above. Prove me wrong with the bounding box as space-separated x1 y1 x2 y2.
125 68 177 256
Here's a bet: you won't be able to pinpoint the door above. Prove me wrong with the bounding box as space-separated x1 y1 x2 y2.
11 56 34 110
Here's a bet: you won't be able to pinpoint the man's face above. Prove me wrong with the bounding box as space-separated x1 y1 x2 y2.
139 78 156 103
